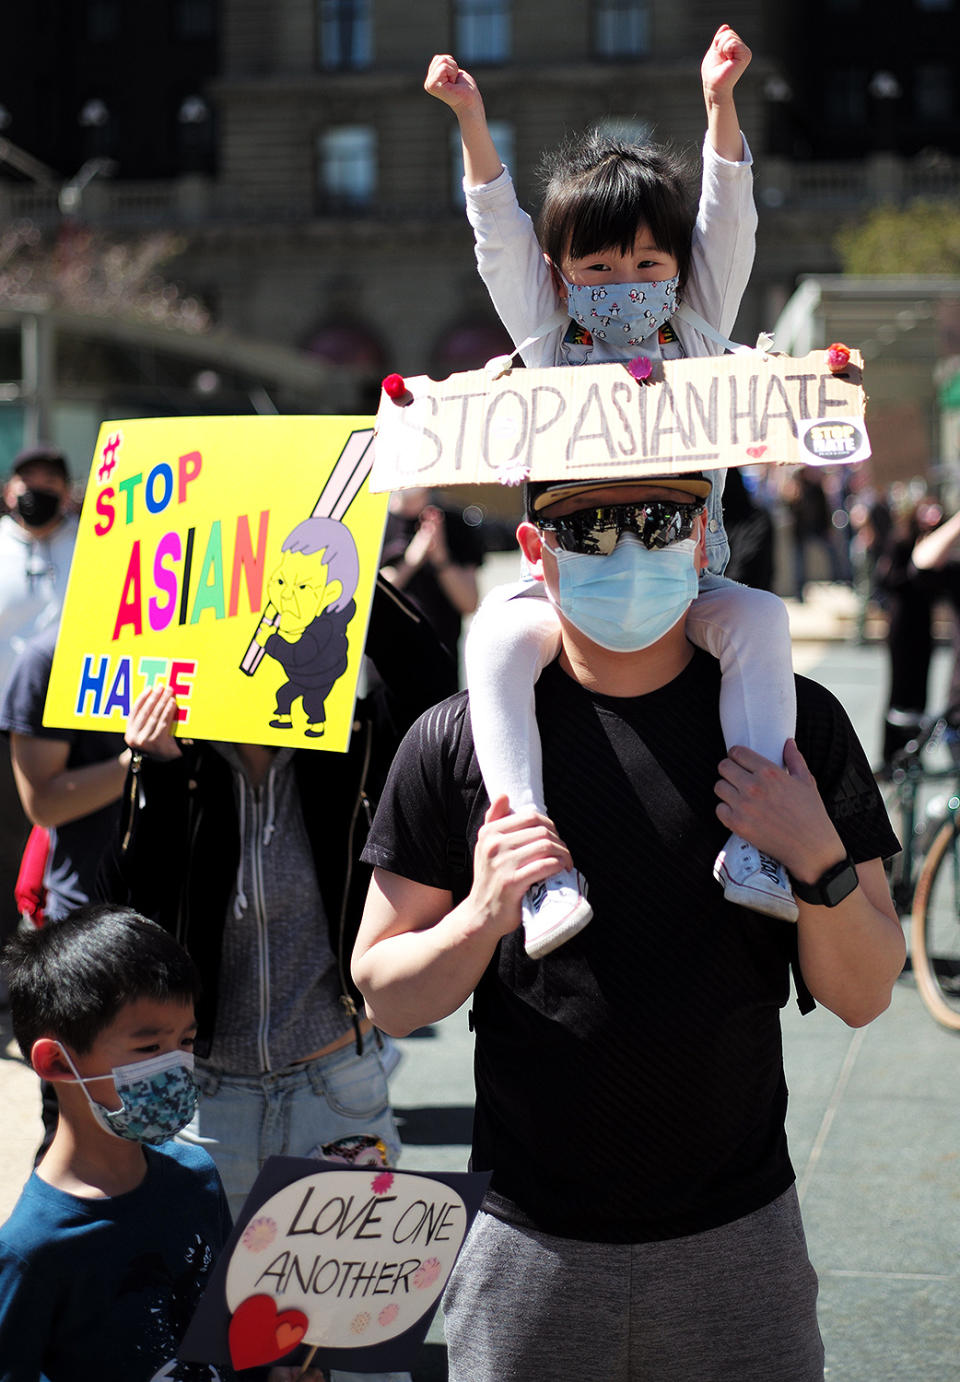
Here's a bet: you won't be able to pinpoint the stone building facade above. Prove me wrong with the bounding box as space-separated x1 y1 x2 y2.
0 1 957 476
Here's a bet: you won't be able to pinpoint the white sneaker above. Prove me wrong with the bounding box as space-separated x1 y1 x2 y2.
522 868 593 959
713 834 799 923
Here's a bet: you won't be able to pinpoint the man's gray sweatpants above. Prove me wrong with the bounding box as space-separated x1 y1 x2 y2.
443 1186 824 1381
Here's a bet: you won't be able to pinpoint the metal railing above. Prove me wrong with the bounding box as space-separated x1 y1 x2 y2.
1 154 957 232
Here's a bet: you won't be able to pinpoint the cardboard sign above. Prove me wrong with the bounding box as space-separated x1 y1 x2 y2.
371 349 868 491
44 416 387 752
179 1160 490 1373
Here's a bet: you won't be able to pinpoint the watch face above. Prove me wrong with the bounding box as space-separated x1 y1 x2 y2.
793 858 858 907
823 863 858 907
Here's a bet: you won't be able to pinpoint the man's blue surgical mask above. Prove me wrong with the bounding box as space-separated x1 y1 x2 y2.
62 1046 199 1145
548 534 699 652
564 275 680 348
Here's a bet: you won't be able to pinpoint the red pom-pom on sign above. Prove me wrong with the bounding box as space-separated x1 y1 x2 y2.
382 373 407 400
826 343 851 374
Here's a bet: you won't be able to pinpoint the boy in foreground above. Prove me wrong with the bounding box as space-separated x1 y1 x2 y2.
0 905 322 1381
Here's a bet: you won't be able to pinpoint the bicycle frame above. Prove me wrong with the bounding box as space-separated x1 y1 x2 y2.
877 705 960 920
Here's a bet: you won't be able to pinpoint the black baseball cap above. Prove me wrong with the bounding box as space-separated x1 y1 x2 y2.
11 444 69 481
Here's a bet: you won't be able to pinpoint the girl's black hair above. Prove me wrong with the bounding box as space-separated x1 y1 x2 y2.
536 130 696 292
3 903 201 1060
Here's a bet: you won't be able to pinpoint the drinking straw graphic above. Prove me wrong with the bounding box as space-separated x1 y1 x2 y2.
240 427 375 675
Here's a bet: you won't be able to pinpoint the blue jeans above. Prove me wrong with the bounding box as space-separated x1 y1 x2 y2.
178 1034 410 1382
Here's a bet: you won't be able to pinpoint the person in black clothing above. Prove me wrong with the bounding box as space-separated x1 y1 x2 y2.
380 487 483 684
100 574 453 1293
874 497 945 765
848 485 892 643
1 623 132 1157
722 466 775 591
0 624 127 924
352 471 904 1382
786 466 840 601
906 500 960 743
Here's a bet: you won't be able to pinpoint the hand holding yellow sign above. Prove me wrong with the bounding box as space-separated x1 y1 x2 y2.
45 416 386 752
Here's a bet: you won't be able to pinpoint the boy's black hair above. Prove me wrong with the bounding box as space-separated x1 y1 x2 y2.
2 904 201 1061
536 131 696 293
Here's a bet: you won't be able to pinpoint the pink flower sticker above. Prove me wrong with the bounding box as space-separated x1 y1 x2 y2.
378 1304 400 1328
371 1170 394 1195
351 1312 371 1334
241 1217 278 1253
627 355 653 382
497 462 531 487
412 1256 442 1290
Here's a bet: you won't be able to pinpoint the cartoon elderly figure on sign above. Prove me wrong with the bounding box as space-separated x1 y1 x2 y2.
253 517 359 738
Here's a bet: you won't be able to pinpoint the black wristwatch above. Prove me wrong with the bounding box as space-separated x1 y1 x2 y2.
790 855 859 908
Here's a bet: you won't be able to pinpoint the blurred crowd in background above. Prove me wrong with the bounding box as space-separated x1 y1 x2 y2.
6 446 960 972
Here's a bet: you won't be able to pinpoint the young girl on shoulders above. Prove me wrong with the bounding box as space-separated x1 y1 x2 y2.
425 26 799 957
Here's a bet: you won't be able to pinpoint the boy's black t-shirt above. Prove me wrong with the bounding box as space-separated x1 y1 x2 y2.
362 650 899 1243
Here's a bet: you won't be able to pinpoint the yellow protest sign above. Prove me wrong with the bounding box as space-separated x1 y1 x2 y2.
45 416 385 752
371 349 869 491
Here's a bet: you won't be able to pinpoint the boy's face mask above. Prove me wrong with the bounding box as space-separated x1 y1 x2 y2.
563 275 680 347
61 1046 198 1146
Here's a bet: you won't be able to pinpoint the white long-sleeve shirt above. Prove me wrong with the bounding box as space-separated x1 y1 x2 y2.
464 136 758 572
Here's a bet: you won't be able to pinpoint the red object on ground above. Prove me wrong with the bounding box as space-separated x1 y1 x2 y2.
826 342 851 373
382 373 409 401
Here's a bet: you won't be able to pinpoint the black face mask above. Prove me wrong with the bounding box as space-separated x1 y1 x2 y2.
15 487 61 529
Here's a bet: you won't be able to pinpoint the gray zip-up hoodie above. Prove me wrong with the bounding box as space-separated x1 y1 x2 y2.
206 743 344 1074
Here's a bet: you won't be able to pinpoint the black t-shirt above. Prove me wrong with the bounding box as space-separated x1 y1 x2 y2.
362 651 899 1243
0 625 124 921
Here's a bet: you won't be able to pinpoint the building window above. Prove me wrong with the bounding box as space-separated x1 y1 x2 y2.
318 125 377 209
450 121 514 204
318 0 373 70
823 69 867 127
916 65 953 120
594 116 654 146
79 97 116 159
177 95 215 170
176 0 216 39
594 0 650 58
86 0 121 42
455 0 511 64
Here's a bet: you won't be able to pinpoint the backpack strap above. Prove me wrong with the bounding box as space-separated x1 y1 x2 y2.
484 307 572 377
676 302 775 357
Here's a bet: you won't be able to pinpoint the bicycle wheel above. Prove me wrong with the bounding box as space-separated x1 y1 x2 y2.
911 817 960 1031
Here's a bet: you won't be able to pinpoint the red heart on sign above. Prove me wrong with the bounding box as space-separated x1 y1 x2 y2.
746 445 767 459
229 1294 309 1368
